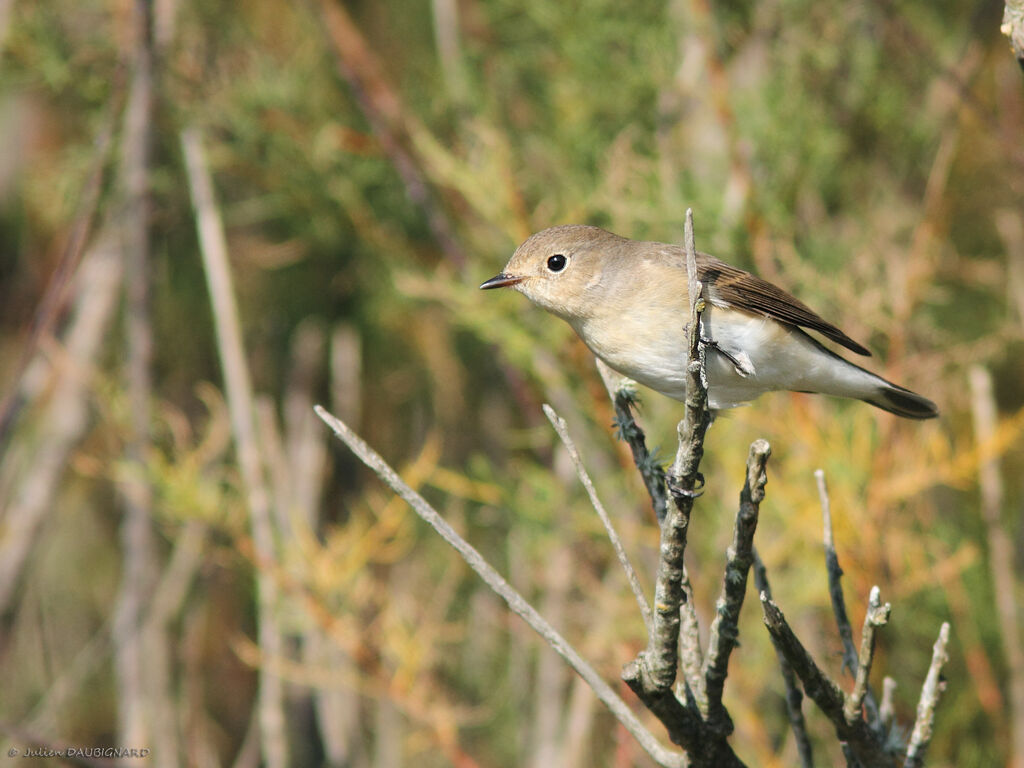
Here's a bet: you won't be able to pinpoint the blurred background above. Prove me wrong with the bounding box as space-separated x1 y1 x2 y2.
0 0 1022 766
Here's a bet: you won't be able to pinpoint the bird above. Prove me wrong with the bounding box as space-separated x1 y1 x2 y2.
480 225 938 419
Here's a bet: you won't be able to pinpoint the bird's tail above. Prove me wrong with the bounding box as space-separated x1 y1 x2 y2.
859 380 939 420
796 331 939 420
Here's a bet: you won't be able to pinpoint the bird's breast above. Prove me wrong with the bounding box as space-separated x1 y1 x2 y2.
572 305 691 400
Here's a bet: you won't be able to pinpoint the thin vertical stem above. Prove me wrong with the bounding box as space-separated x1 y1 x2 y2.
905 623 951 768
114 0 159 754
181 128 288 768
752 552 813 768
969 365 1024 767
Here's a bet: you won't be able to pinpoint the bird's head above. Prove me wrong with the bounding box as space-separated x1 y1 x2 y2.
480 225 626 320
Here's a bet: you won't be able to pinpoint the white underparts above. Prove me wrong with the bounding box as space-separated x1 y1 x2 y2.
573 305 882 410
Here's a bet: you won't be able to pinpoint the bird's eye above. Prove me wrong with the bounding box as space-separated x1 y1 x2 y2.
546 254 567 272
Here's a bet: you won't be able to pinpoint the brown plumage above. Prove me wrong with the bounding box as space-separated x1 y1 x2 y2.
698 256 871 356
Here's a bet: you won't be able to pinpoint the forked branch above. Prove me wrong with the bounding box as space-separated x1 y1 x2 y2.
313 405 684 768
624 209 711 697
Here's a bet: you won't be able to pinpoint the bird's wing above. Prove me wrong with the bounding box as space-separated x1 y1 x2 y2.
698 254 871 356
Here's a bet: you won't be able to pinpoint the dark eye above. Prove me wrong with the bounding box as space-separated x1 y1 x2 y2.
546 254 567 272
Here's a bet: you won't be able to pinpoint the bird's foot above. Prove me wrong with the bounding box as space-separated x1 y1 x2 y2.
667 472 705 500
701 337 755 378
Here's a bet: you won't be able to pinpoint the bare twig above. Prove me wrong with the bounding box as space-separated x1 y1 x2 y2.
141 535 198 768
703 440 770 731
596 359 669 523
677 567 705 710
0 80 124 459
628 209 711 696
181 128 287 768
969 365 1024 766
530 545 572 768
816 470 857 672
283 321 328 532
310 323 362 766
430 0 467 101
543 403 652 632
314 0 466 266
671 208 711 496
229 700 262 768
879 677 897 733
816 469 881 728
620 211 745 767
313 405 684 768
905 622 951 768
113 0 159 754
0 235 122 614
760 593 890 766
561 674 598 768
595 357 705 709
752 552 813 768
595 345 708 717
844 586 891 724
374 697 403 768
996 210 1024 336
144 522 206 632
1002 0 1024 69
330 323 363 427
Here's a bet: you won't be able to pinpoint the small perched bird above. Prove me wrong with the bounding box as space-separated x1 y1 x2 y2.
481 225 938 419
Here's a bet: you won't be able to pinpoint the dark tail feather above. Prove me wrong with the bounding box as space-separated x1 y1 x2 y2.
862 382 939 420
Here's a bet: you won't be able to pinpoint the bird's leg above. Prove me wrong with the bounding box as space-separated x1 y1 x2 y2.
667 471 705 499
700 336 755 378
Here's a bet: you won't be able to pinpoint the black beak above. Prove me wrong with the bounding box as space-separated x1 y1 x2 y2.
479 273 525 290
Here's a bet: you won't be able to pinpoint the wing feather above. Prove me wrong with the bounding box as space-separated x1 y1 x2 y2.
698 254 871 357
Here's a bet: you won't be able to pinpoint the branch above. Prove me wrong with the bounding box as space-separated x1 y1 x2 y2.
762 485 952 768
542 403 652 632
627 209 711 696
703 440 770 732
619 211 746 767
817 469 881 728
844 586 890 725
313 0 466 266
596 359 668 523
817 469 857 673
0 236 123 615
0 78 124 458
1002 0 1024 70
677 567 705 710
904 622 951 768
879 677 897 734
760 594 890 766
968 365 1024 764
752 552 814 768
673 207 712 489
593 365 706 711
594 359 705 707
313 405 684 768
181 128 287 768
114 0 159 750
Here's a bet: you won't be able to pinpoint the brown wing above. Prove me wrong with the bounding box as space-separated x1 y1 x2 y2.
698 254 871 356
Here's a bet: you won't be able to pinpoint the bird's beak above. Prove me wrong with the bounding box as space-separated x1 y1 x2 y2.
479 273 525 290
